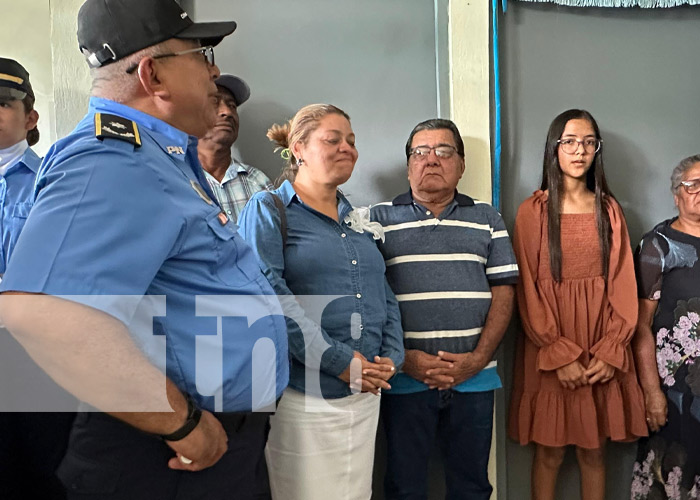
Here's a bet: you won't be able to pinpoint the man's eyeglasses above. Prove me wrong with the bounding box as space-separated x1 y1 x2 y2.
557 138 602 155
125 46 215 74
677 178 700 195
409 145 458 160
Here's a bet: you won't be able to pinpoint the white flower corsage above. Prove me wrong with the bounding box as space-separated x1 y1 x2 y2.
343 207 385 243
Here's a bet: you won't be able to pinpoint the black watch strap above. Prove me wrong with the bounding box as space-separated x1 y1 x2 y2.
160 394 202 442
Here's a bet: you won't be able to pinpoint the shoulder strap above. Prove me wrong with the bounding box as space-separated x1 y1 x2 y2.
269 193 287 248
94 113 142 147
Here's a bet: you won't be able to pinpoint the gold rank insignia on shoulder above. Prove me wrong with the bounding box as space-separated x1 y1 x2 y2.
95 113 141 147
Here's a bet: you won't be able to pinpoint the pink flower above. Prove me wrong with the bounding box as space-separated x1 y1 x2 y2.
630 451 655 499
679 316 693 330
689 312 700 325
689 474 700 499
665 467 682 500
657 354 669 377
673 325 690 340
657 328 670 345
681 336 697 354
665 375 676 386
659 346 674 359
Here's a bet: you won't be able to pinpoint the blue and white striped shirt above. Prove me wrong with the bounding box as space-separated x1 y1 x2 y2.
371 190 518 393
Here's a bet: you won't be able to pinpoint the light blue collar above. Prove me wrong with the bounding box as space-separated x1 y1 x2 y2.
277 179 354 219
88 97 192 162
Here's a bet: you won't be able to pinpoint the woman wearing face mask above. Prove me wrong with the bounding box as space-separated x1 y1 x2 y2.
0 57 40 276
237 104 404 500
508 109 647 500
0 57 77 500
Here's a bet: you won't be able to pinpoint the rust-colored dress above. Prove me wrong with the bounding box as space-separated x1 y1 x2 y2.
508 191 647 449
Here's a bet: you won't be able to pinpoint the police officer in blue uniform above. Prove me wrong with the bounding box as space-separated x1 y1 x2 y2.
0 57 40 273
0 1 288 499
0 57 76 500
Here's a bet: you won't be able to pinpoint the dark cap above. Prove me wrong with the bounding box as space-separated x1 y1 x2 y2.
0 58 34 100
215 74 250 107
77 0 237 68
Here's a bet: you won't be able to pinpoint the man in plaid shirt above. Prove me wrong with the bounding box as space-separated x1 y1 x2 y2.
198 74 273 222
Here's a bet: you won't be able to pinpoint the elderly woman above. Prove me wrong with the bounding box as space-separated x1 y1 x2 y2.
631 154 700 499
237 103 404 500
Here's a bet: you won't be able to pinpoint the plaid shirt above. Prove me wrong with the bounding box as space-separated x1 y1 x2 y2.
204 160 274 223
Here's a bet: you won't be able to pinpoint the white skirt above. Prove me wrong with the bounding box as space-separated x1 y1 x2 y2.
265 388 381 500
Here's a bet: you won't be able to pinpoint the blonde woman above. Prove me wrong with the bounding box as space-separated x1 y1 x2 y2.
238 104 404 500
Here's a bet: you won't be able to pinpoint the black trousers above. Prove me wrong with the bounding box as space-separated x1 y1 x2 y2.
57 410 272 500
0 328 76 499
0 412 76 499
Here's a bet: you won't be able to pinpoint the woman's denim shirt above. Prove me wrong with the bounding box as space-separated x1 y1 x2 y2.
238 180 404 399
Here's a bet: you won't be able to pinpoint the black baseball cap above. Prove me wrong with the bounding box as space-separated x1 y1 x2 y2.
215 75 251 107
0 58 34 100
77 0 237 68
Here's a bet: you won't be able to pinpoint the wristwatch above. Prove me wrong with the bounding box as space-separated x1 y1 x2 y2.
160 393 202 442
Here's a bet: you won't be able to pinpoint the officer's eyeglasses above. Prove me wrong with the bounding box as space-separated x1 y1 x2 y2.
125 46 215 74
409 145 458 160
677 178 700 195
557 137 602 155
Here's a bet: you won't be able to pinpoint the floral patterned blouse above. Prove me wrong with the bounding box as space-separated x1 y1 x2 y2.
631 218 700 500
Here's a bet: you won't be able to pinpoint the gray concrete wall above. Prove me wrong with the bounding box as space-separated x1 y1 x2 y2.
500 4 700 499
188 0 443 207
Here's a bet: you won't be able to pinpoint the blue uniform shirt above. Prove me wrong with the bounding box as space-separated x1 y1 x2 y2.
0 97 289 412
238 181 404 399
0 146 40 274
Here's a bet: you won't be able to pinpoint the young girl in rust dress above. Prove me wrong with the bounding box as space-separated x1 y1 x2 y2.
509 109 647 500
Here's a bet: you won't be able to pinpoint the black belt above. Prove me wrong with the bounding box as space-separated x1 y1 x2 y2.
212 397 281 434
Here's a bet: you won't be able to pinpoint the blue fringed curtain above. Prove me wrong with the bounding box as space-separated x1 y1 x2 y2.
491 0 699 204
514 0 700 7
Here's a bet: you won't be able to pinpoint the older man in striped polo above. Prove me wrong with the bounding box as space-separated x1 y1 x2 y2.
371 118 518 500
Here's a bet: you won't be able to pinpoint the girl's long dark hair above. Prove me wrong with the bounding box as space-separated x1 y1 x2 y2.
22 95 39 147
540 109 615 282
